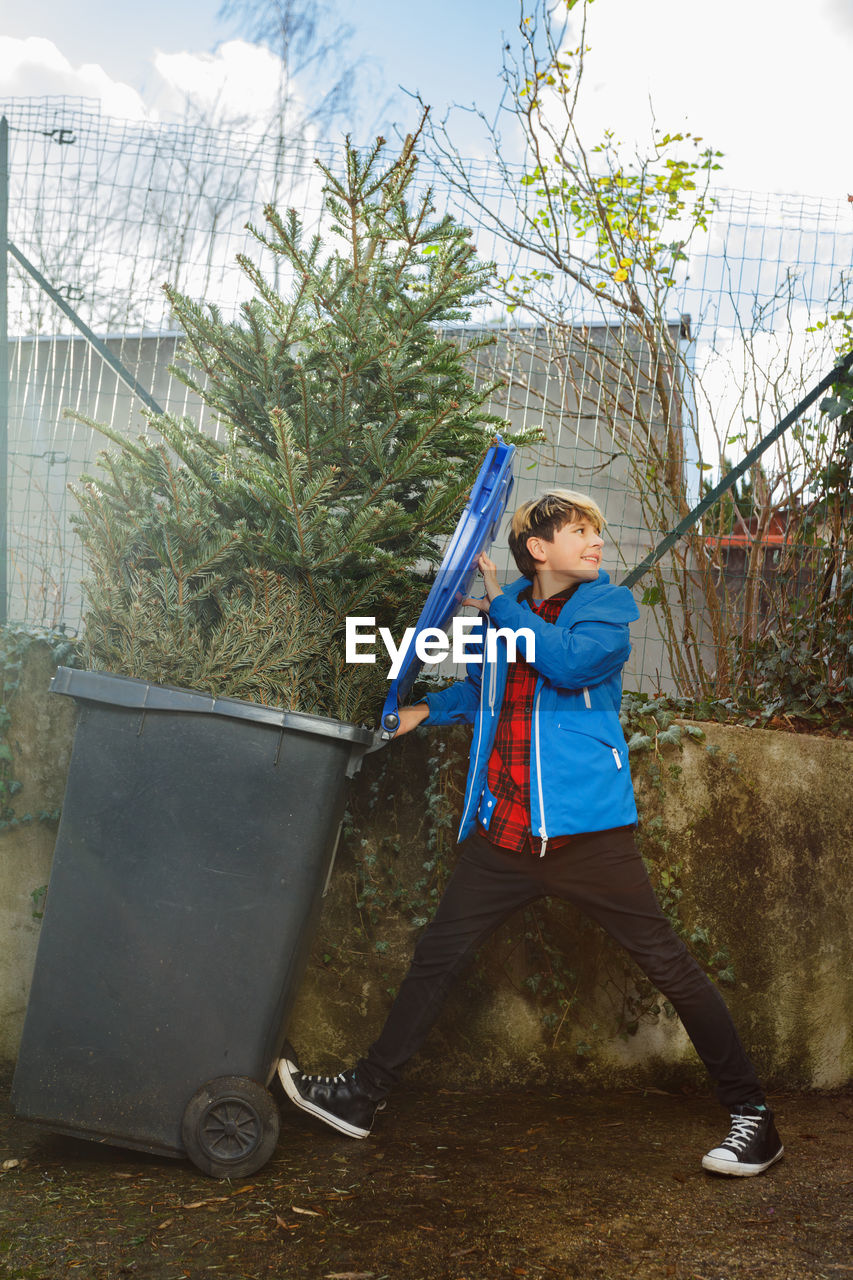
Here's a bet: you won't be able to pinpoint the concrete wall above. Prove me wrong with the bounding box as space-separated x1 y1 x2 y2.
2 643 851 1093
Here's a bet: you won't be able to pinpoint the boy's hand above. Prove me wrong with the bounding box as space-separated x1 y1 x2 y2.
462 551 503 613
393 703 430 737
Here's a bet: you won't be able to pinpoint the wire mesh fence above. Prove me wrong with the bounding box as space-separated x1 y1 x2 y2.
2 96 851 704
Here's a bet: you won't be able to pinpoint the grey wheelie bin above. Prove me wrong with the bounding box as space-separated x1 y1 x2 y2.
11 667 374 1178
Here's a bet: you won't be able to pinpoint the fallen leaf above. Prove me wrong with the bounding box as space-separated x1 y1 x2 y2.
181 1196 229 1210
156 1219 173 1230
275 1214 300 1231
292 1205 323 1217
1 1159 20 1171
324 1273 375 1279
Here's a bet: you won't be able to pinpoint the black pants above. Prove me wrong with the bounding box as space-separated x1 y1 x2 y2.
357 827 765 1109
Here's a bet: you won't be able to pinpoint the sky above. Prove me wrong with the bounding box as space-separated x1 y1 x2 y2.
1 0 853 199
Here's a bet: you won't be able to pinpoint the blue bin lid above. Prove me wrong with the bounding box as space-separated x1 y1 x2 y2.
379 437 516 736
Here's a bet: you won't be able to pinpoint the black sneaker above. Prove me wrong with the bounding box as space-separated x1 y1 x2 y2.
277 1056 384 1139
702 1105 784 1176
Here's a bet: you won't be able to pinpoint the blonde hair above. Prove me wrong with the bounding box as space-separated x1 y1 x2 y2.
508 489 606 577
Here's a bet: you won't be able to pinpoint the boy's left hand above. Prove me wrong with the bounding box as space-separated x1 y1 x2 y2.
462 552 503 613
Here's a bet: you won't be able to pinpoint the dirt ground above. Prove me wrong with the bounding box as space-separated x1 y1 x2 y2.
0 1067 850 1280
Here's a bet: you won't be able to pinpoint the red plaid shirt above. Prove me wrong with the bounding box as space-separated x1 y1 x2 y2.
480 584 578 855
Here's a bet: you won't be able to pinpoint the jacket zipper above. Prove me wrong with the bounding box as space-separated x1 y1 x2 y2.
533 684 548 856
458 620 491 837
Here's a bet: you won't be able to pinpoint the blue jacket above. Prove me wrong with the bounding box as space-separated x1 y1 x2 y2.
421 571 640 850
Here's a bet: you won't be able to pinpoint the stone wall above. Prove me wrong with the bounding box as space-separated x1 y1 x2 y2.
2 643 851 1093
0 643 76 1060
287 724 853 1094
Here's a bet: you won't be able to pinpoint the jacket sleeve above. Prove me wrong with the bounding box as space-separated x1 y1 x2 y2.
488 592 632 690
420 674 481 725
415 617 486 726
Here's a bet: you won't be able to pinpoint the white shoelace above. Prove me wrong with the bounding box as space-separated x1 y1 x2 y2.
295 1068 386 1110
298 1070 349 1085
722 1113 762 1152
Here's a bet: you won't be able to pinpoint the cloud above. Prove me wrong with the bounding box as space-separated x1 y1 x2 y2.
152 39 299 131
0 36 150 120
551 0 853 198
825 0 853 28
0 36 302 137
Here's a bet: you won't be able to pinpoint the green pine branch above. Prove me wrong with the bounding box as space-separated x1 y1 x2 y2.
72 121 538 723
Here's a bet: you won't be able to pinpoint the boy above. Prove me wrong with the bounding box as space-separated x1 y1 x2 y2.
278 490 784 1177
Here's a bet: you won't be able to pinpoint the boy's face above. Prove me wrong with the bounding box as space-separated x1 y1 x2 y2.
527 516 604 582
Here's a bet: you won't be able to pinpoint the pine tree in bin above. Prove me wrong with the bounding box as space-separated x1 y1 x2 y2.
70 124 528 724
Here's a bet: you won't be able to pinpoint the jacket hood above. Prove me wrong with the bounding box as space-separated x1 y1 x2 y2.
502 571 639 625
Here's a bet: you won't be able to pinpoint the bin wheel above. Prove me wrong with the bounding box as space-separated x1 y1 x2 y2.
182 1076 279 1179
